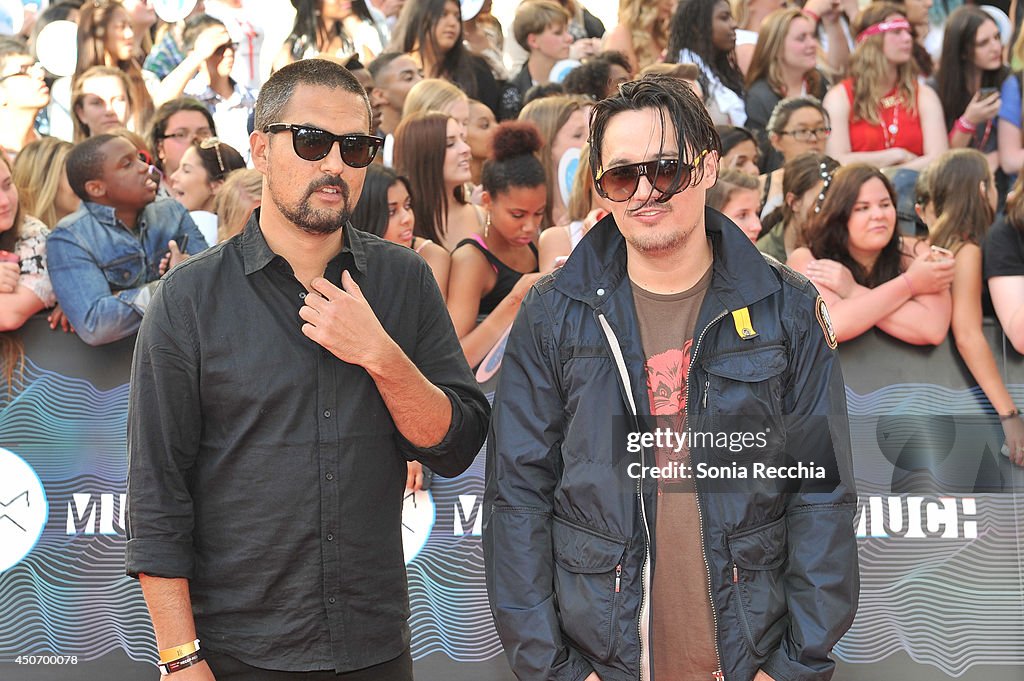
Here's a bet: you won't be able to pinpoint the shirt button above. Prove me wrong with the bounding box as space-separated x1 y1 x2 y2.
299 292 306 299
326 533 334 541
596 288 605 296
325 472 334 481
328 597 336 604
323 409 331 418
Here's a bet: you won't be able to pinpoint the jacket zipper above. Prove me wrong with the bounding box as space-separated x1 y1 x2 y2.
596 313 651 681
686 309 728 681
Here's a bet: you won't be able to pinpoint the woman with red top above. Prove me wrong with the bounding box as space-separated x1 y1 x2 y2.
823 3 947 171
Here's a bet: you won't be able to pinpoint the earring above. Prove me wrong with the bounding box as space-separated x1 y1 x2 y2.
484 212 491 238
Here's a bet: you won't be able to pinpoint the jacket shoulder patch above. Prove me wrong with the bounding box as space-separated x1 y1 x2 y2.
815 296 838 350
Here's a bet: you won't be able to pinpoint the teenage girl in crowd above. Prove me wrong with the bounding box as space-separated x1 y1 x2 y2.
933 6 1006 170
71 67 134 141
447 122 545 368
537 143 612 271
927 149 1024 465
788 163 953 345
758 97 831 213
518 94 589 228
394 111 481 251
351 165 451 300
824 2 947 171
603 0 675 72
168 138 246 246
13 139 80 230
666 0 746 125
707 169 763 242
757 152 839 263
717 125 760 176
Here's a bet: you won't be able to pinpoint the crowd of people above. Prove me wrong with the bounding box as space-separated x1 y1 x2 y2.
1 0 1024 448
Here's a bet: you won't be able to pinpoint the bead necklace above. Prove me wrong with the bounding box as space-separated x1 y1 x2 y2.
879 94 900 149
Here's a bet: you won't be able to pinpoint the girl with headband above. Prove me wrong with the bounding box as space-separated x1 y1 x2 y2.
822 2 947 171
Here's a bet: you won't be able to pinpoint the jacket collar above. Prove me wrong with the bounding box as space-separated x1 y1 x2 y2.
551 207 780 312
241 208 369 276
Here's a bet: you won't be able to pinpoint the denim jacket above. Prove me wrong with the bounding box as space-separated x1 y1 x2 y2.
46 199 207 346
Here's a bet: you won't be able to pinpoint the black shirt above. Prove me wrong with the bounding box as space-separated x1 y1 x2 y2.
983 215 1024 280
125 212 489 672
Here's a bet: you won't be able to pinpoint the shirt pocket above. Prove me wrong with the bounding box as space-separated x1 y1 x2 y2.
702 344 787 461
99 251 146 291
727 515 789 657
552 515 629 664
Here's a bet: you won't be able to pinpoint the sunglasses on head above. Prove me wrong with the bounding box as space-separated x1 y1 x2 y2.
594 150 710 203
263 123 382 167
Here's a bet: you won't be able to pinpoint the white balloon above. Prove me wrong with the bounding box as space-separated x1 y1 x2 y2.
153 0 198 24
35 21 79 78
549 59 582 84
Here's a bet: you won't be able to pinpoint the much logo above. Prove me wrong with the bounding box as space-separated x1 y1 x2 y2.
0 447 47 572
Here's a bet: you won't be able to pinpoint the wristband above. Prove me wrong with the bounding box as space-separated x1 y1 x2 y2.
999 408 1020 422
801 7 821 23
901 273 916 297
159 648 205 676
159 639 200 664
954 116 977 134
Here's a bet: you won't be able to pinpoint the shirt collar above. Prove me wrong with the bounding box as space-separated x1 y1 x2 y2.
241 208 369 276
83 201 119 227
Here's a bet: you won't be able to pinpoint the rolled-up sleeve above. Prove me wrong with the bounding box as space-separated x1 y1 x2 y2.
394 259 490 477
124 276 202 579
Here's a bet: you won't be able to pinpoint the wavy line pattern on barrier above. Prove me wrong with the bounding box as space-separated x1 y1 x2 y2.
836 385 1024 676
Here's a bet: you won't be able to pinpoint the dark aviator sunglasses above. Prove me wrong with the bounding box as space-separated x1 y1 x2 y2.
594 151 709 203
264 123 383 167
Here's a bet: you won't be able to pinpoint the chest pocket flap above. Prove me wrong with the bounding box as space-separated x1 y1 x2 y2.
704 344 787 382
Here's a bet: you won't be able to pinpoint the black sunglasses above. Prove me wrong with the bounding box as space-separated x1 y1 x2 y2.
263 123 382 167
594 151 709 202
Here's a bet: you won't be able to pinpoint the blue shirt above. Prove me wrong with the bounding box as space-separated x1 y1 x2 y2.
999 73 1021 129
46 199 207 346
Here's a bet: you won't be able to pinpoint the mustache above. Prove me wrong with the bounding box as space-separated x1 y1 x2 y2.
305 175 350 201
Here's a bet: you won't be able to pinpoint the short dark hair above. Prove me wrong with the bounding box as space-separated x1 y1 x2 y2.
182 14 228 54
523 82 565 106
351 164 413 237
254 58 372 134
147 97 217 171
589 74 720 185
0 36 29 75
367 52 401 81
66 134 119 201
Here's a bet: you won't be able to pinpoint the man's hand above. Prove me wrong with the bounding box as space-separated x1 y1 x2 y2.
47 304 74 333
299 271 396 371
159 240 189 276
0 260 18 293
753 670 777 681
406 461 425 491
584 673 602 681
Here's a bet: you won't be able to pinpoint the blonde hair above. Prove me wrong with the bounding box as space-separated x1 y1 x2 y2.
214 169 262 242
745 9 822 96
729 0 751 28
619 0 671 71
1014 19 1024 66
402 78 469 119
567 142 593 222
13 138 73 228
849 4 919 125
513 0 571 49
519 94 589 227
71 66 133 142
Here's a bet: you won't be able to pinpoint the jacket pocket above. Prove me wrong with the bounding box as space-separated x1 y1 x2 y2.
552 516 627 663
703 344 787 461
100 251 146 291
727 516 789 657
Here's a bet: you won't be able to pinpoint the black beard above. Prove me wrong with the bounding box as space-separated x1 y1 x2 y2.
271 174 352 235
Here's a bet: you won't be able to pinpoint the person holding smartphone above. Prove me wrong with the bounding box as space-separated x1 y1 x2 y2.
932 7 1007 169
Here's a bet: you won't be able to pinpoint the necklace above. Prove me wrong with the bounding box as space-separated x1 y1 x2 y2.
879 94 900 149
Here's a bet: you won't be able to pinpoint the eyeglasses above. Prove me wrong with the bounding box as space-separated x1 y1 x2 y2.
594 150 709 202
0 61 43 83
263 123 382 167
161 127 214 143
778 127 832 142
200 136 226 176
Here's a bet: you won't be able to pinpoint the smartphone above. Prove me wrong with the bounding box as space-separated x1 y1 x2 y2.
930 244 953 259
979 86 1000 99
174 234 189 254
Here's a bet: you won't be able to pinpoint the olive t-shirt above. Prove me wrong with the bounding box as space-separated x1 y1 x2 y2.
631 266 719 681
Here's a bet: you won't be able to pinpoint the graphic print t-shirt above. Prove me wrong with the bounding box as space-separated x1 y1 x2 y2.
631 266 719 681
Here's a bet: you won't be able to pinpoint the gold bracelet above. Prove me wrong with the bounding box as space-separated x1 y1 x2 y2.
158 639 200 665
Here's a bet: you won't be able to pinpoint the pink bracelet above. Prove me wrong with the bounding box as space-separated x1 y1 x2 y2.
954 116 977 134
901 273 916 297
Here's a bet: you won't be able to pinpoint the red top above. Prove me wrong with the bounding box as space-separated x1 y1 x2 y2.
841 79 924 156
